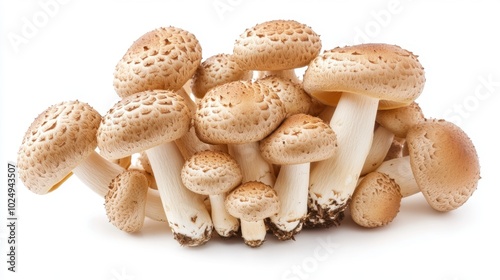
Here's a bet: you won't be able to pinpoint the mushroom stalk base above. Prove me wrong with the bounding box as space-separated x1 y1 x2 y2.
146 142 213 246
240 220 266 248
210 194 239 238
375 156 420 197
307 93 378 228
267 163 309 240
228 142 275 186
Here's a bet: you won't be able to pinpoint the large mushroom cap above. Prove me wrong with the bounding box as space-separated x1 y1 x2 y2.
303 43 426 109
113 26 202 98
97 90 191 160
260 113 338 165
194 80 286 144
225 181 279 222
17 100 101 195
181 150 242 196
407 119 481 212
233 19 322 71
191 53 252 99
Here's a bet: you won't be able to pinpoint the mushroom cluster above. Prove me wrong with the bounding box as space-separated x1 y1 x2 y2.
17 19 481 247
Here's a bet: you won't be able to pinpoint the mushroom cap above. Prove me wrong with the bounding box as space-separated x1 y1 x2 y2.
225 181 279 222
97 90 191 160
181 150 243 196
376 102 425 138
350 172 402 228
17 100 101 195
303 43 426 109
256 75 313 117
233 19 322 71
105 169 149 233
406 119 481 212
191 53 252 99
260 113 338 165
194 80 286 144
113 26 202 98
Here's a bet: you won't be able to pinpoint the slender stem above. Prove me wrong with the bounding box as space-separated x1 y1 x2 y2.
209 194 239 237
146 142 212 246
361 125 395 176
240 220 266 247
375 156 420 197
228 142 275 186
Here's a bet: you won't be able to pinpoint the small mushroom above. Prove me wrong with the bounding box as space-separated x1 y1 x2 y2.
260 114 338 240
303 43 425 228
194 80 286 186
105 170 149 233
181 151 243 237
225 181 280 247
113 26 202 98
98 90 213 246
232 19 321 83
350 172 402 228
375 119 481 211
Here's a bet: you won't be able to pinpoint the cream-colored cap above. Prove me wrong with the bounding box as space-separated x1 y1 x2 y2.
113 26 202 98
303 43 426 109
98 90 191 159
17 100 101 194
225 181 279 222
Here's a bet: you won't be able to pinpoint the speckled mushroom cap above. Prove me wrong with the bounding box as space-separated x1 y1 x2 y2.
194 80 286 144
225 181 279 222
350 172 402 228
256 75 313 117
376 102 425 138
406 119 481 212
113 26 202 98
191 53 253 99
303 43 426 109
97 90 191 160
260 114 338 165
181 150 243 196
17 100 101 195
105 169 149 233
232 19 322 71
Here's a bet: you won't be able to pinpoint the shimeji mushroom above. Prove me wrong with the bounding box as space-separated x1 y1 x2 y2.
181 150 243 237
191 53 253 100
113 26 202 98
194 80 286 186
232 19 322 83
350 172 402 228
16 100 166 222
260 114 338 240
375 119 481 212
225 181 280 247
302 43 425 227
105 169 149 233
97 90 213 246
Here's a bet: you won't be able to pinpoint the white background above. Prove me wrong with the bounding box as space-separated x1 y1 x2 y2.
1 0 499 279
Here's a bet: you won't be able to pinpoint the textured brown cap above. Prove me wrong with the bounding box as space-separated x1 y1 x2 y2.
105 170 149 233
406 119 481 211
225 181 279 222
303 43 425 109
256 75 313 117
376 102 425 138
191 53 253 99
181 151 242 196
233 19 321 71
260 114 338 165
113 26 202 98
98 90 191 159
194 80 286 144
17 100 101 195
350 172 402 228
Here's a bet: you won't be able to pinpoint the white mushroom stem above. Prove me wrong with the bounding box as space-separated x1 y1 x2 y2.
256 69 300 83
375 156 420 197
308 93 378 225
72 151 167 222
361 125 395 176
240 220 266 246
269 163 309 234
146 142 212 245
227 142 275 186
209 194 239 237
